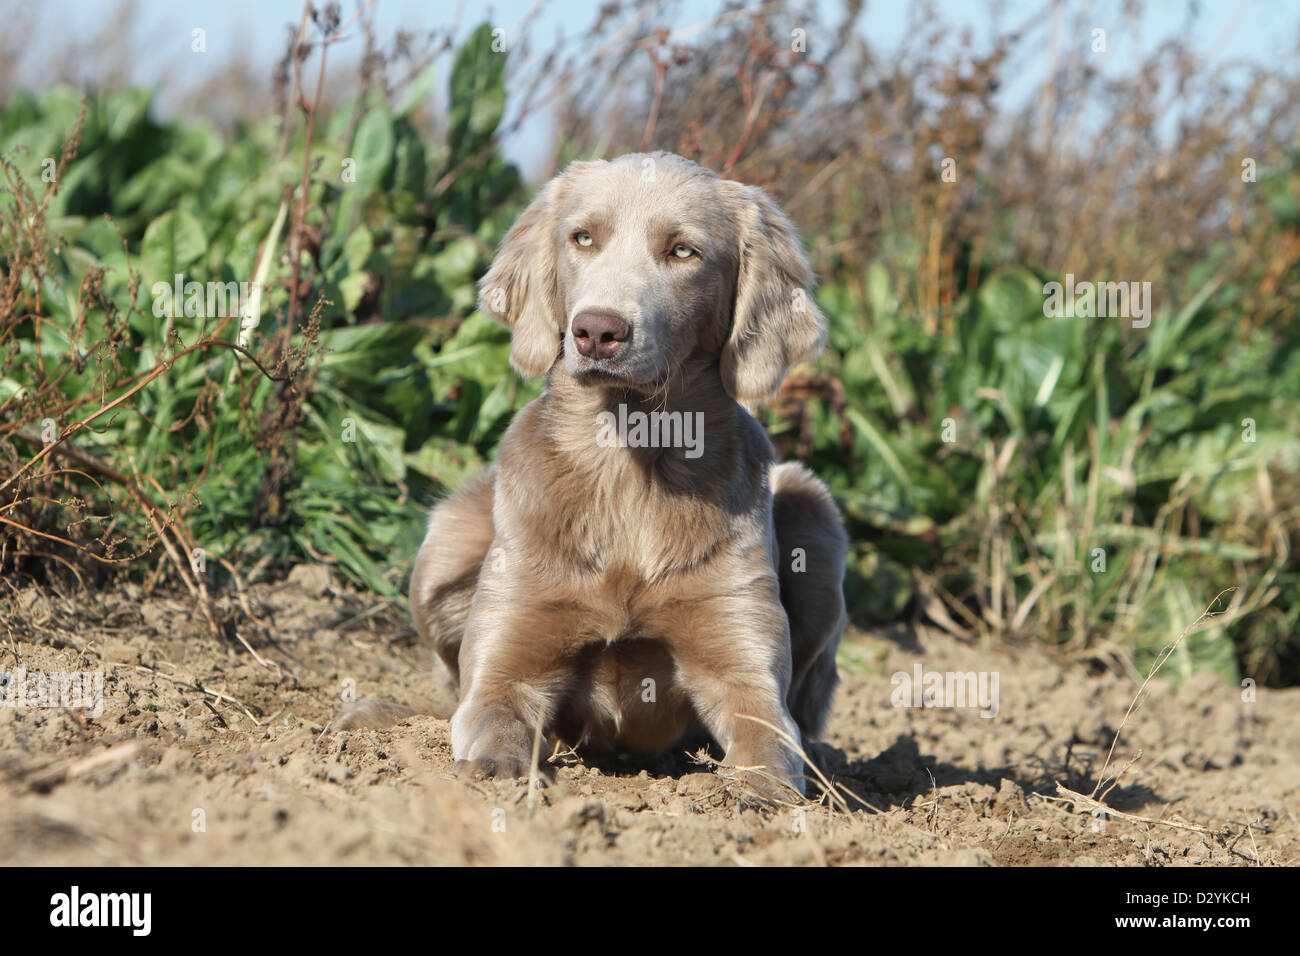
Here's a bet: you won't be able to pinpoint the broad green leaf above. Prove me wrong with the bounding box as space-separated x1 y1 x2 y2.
141 209 207 286
350 106 395 188
396 64 437 117
448 23 507 161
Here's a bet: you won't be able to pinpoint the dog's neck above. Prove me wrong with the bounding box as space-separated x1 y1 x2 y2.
541 359 745 473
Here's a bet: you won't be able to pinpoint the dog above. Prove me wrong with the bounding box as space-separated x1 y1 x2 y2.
403 152 846 799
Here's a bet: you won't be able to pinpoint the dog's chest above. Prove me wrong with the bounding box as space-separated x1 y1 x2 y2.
522 478 729 582
590 507 712 579
554 638 701 754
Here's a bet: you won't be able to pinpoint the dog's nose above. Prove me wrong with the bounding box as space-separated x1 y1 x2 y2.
572 309 629 360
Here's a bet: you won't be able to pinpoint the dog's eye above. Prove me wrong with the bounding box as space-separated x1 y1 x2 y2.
671 243 697 259
573 231 593 247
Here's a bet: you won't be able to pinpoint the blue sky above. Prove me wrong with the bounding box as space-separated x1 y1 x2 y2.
13 0 1298 178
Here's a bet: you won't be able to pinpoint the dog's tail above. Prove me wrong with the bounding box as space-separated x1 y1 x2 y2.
324 655 459 733
327 698 424 732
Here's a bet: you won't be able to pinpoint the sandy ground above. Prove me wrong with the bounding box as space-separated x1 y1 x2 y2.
2 568 1296 866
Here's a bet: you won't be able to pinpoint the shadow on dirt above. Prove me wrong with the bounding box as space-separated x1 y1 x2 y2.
806 736 1164 814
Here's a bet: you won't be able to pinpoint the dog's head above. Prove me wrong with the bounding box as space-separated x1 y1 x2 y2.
478 152 825 402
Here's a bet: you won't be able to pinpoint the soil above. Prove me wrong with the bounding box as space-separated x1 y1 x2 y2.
2 568 1295 866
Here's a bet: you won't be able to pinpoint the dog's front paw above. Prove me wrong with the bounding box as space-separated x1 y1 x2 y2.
720 765 805 807
450 700 535 780
719 735 807 806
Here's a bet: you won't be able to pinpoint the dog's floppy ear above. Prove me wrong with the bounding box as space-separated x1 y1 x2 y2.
719 182 826 403
478 164 595 377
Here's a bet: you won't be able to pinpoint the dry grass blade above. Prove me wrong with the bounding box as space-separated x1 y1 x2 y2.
733 713 850 814
103 660 264 726
1090 587 1238 799
1050 784 1210 835
527 699 548 810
